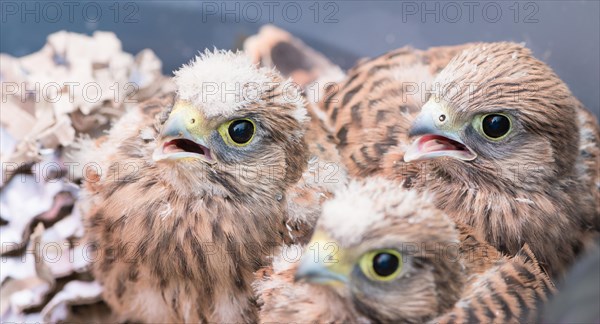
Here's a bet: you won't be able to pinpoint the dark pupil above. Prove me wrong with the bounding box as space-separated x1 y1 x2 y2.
372 253 399 277
228 120 254 144
482 114 510 138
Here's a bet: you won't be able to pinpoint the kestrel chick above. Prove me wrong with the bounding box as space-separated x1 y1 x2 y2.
255 179 554 323
315 42 598 277
399 42 599 277
81 50 310 322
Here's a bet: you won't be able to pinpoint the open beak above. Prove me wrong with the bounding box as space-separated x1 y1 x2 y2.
152 101 215 163
294 231 350 287
404 101 477 162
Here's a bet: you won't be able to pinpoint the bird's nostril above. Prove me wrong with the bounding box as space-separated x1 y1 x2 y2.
191 118 196 124
439 114 446 122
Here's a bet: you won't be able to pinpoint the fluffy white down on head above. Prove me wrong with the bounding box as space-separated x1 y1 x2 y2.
320 178 436 246
174 49 306 122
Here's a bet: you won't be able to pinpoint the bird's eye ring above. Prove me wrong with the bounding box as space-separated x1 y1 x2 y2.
218 118 256 147
359 249 403 282
475 113 512 141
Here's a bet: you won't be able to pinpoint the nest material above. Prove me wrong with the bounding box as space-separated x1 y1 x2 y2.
0 30 174 322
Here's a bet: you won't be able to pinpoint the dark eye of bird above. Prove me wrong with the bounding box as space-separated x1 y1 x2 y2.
228 120 255 144
372 252 400 277
482 114 511 139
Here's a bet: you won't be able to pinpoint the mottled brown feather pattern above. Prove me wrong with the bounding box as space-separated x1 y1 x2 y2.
244 33 350 246
316 42 599 278
256 241 554 323
434 230 556 324
255 265 364 323
576 105 600 226
254 180 553 323
284 104 348 245
318 45 472 177
82 70 317 322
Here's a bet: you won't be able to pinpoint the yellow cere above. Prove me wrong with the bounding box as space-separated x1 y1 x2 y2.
308 231 353 277
171 100 209 137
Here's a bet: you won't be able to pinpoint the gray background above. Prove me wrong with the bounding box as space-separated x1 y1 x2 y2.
1 1 598 118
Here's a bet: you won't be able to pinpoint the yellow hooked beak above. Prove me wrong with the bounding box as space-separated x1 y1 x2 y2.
152 101 215 163
294 231 352 287
404 99 477 162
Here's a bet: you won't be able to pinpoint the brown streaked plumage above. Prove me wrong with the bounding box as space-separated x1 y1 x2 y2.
433 244 555 324
254 262 365 323
80 50 315 323
312 42 598 277
243 27 350 244
254 179 554 323
317 44 472 177
283 104 349 245
577 107 600 224
397 43 599 277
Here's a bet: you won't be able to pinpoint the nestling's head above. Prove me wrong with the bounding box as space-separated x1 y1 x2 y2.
152 50 308 196
294 179 464 323
404 42 580 188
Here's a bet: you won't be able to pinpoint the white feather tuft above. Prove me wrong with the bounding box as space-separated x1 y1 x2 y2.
319 178 439 246
272 244 303 273
319 179 388 245
174 49 272 118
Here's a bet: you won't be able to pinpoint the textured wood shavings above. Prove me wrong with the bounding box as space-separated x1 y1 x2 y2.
0 175 65 252
0 30 173 184
1 30 173 322
1 224 54 318
41 280 104 323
